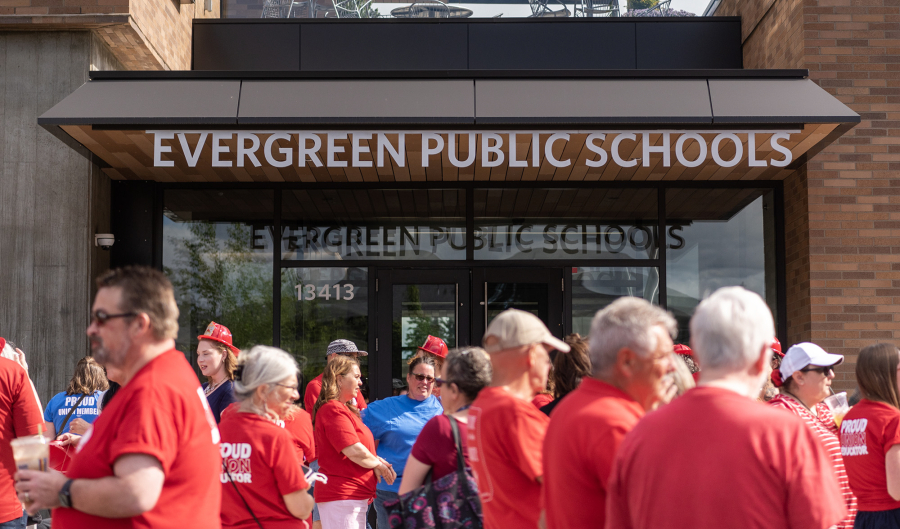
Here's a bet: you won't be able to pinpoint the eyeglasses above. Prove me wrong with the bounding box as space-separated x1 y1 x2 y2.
276 383 300 392
800 365 834 376
91 310 137 325
410 373 435 383
434 377 453 389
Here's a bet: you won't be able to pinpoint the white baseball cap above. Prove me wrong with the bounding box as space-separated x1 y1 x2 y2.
482 309 570 354
779 342 843 380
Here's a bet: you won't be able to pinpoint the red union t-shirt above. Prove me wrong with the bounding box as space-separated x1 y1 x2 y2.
53 349 222 529
543 378 643 529
0 357 42 523
219 411 309 529
840 398 900 511
606 386 846 529
304 374 367 415
282 407 315 463
313 400 376 503
410 414 469 482
468 386 549 529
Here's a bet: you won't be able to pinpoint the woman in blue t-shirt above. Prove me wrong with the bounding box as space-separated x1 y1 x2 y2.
197 321 239 423
43 356 108 437
362 355 443 529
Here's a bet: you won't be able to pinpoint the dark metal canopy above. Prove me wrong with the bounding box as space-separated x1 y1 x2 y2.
40 76 859 127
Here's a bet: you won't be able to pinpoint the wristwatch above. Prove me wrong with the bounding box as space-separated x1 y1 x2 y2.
58 479 74 509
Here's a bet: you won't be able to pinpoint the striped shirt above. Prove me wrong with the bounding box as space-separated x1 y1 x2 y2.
769 394 858 528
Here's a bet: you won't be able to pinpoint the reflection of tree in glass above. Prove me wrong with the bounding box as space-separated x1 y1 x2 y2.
165 222 273 373
279 269 367 395
393 285 454 378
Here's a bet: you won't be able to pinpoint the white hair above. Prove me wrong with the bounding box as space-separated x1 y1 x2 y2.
233 345 298 411
0 342 17 362
589 297 677 376
690 286 774 373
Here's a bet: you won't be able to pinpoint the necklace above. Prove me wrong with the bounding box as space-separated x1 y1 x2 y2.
205 378 225 396
782 390 819 418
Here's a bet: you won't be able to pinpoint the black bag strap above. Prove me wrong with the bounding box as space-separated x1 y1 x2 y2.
55 394 88 440
222 460 264 529
448 415 466 473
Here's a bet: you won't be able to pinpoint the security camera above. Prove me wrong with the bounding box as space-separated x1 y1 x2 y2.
94 234 115 250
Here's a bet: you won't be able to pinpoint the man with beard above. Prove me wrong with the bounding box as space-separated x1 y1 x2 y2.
14 266 222 529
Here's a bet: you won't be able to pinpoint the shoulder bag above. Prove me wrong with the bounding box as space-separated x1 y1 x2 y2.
383 416 483 529
54 393 88 440
222 460 265 529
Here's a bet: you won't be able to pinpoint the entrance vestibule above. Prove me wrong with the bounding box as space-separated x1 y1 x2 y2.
160 184 780 400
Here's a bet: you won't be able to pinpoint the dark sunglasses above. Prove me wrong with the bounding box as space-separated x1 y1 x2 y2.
410 373 435 383
91 310 137 325
800 365 834 375
434 377 453 389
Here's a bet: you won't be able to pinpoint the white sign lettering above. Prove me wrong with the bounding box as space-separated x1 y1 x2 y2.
149 131 797 169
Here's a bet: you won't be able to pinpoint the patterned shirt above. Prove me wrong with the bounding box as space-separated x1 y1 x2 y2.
769 393 857 528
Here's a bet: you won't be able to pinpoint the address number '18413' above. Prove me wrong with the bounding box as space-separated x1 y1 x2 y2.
295 283 356 301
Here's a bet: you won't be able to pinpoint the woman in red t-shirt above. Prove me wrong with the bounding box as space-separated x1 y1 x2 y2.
768 342 856 528
841 343 900 529
282 403 315 464
219 345 313 529
313 356 395 529
399 346 492 493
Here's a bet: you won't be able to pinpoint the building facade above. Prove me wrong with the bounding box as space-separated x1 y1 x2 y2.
709 0 900 390
0 0 217 404
5 0 896 401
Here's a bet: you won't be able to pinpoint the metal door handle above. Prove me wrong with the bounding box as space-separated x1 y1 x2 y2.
455 283 459 347
484 282 488 329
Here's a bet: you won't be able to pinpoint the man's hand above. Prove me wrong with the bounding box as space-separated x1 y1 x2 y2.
15 469 67 515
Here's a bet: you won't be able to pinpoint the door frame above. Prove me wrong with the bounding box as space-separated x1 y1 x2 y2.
373 268 471 400
471 267 565 344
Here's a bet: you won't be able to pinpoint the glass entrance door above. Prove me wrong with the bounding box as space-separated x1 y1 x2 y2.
473 268 565 346
374 269 470 399
374 267 564 399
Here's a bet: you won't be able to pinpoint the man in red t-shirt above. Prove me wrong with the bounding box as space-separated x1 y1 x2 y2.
14 266 222 529
468 309 570 529
543 297 676 529
0 338 44 528
303 339 368 415
605 287 847 529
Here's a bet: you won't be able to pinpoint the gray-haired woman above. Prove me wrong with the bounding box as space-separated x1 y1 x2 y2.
398 347 492 494
219 345 314 529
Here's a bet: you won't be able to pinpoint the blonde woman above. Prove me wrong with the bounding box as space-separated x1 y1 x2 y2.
314 355 395 529
43 356 108 438
197 321 239 423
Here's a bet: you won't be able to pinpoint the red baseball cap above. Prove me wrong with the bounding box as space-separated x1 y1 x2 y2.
674 344 693 357
418 335 449 359
197 322 240 355
772 337 783 358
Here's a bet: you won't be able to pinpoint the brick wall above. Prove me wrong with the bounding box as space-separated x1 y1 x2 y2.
1 0 218 69
716 0 900 393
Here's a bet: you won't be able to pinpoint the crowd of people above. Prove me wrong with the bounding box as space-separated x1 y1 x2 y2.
3 266 900 529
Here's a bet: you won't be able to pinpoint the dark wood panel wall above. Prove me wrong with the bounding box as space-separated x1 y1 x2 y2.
0 32 114 407
192 18 743 72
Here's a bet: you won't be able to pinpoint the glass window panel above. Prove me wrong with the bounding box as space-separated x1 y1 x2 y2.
163 190 275 372
572 267 660 336
666 188 777 342
281 267 369 398
223 0 589 18
282 189 466 261
474 188 658 260
392 284 457 380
